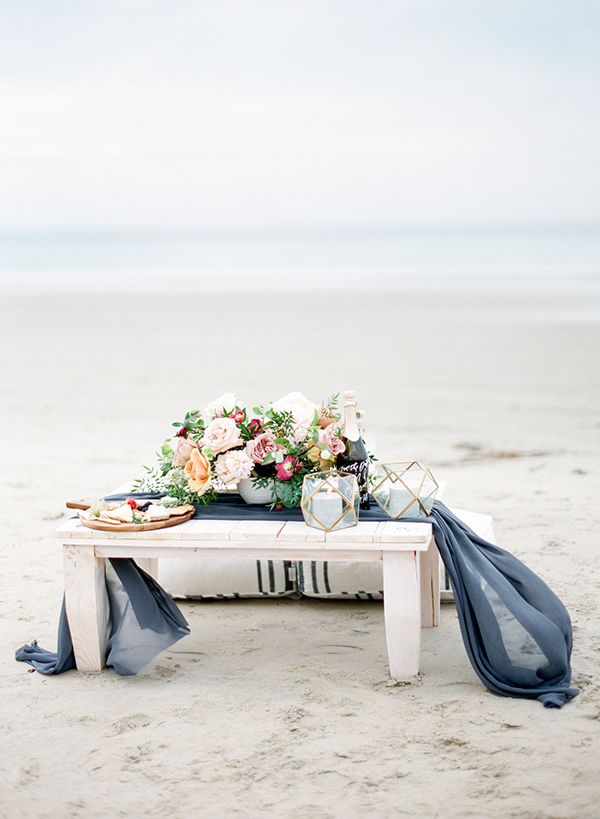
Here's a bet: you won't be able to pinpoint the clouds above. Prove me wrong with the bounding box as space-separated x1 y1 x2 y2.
1 1 599 229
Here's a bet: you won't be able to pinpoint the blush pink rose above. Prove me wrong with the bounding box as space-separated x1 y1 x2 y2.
202 417 243 454
170 436 198 467
319 424 345 456
246 431 281 464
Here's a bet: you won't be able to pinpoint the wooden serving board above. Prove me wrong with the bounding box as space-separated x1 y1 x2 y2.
79 506 195 533
67 498 96 511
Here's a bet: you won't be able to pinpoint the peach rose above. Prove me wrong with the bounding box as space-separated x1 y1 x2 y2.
184 449 212 495
317 404 335 429
246 431 281 464
202 417 243 454
317 413 334 429
170 436 198 467
319 424 345 456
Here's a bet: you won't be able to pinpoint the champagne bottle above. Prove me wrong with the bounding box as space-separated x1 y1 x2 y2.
337 390 370 509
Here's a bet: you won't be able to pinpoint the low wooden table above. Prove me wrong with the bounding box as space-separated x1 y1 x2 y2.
56 516 441 679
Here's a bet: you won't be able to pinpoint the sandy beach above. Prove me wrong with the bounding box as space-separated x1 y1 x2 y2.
1 288 599 818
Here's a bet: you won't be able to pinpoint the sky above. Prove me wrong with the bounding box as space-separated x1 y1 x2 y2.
1 0 599 231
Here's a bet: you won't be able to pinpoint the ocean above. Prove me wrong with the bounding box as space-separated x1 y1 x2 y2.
1 225 600 296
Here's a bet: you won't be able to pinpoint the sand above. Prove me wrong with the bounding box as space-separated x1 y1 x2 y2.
1 288 599 818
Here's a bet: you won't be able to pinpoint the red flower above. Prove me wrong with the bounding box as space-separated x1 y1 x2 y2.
275 456 301 481
176 426 188 437
229 410 245 423
248 418 263 436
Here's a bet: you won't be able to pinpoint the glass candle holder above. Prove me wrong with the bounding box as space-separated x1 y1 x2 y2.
371 461 438 519
301 470 359 532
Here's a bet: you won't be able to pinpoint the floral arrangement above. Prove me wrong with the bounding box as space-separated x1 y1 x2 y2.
134 391 359 509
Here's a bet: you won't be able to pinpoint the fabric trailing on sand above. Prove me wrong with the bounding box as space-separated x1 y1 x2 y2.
15 598 76 675
427 502 577 708
16 503 577 707
15 560 190 676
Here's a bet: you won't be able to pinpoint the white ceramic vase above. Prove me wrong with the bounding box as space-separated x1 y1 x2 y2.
237 477 274 505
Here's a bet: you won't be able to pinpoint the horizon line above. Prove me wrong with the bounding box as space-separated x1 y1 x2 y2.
2 222 600 237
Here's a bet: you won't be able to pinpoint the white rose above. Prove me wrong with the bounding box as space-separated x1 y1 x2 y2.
202 417 243 454
203 392 243 423
215 450 254 484
271 392 318 429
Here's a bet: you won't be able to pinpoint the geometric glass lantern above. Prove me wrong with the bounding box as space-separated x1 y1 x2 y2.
371 461 438 519
301 469 359 532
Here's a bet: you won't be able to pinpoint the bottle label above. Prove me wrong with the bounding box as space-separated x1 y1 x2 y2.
338 460 370 504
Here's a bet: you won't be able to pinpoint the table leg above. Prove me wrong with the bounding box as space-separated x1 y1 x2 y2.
382 550 421 680
420 538 440 628
135 558 158 578
63 544 109 672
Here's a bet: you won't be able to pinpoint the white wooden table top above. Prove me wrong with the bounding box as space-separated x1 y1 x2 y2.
56 481 445 558
56 516 432 551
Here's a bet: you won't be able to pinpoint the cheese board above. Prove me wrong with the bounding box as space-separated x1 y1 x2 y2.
78 504 195 533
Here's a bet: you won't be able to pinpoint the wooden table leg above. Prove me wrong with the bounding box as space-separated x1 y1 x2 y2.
382 550 421 680
420 538 440 628
135 558 158 578
63 544 109 672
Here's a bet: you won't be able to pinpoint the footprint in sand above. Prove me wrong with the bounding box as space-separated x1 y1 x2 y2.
19 758 40 785
122 742 159 769
111 713 152 734
438 736 468 748
280 705 307 732
543 539 567 552
150 663 180 679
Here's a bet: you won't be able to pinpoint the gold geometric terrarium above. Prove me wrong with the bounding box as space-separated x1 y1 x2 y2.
301 469 359 532
371 461 438 519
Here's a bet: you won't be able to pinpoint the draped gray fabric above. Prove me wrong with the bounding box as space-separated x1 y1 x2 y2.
15 599 76 674
427 502 577 708
15 559 189 675
16 498 577 707
106 560 190 675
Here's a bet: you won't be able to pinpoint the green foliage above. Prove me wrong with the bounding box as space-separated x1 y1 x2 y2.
171 409 205 442
253 472 304 509
236 409 256 442
132 464 217 507
272 472 305 508
132 466 168 494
